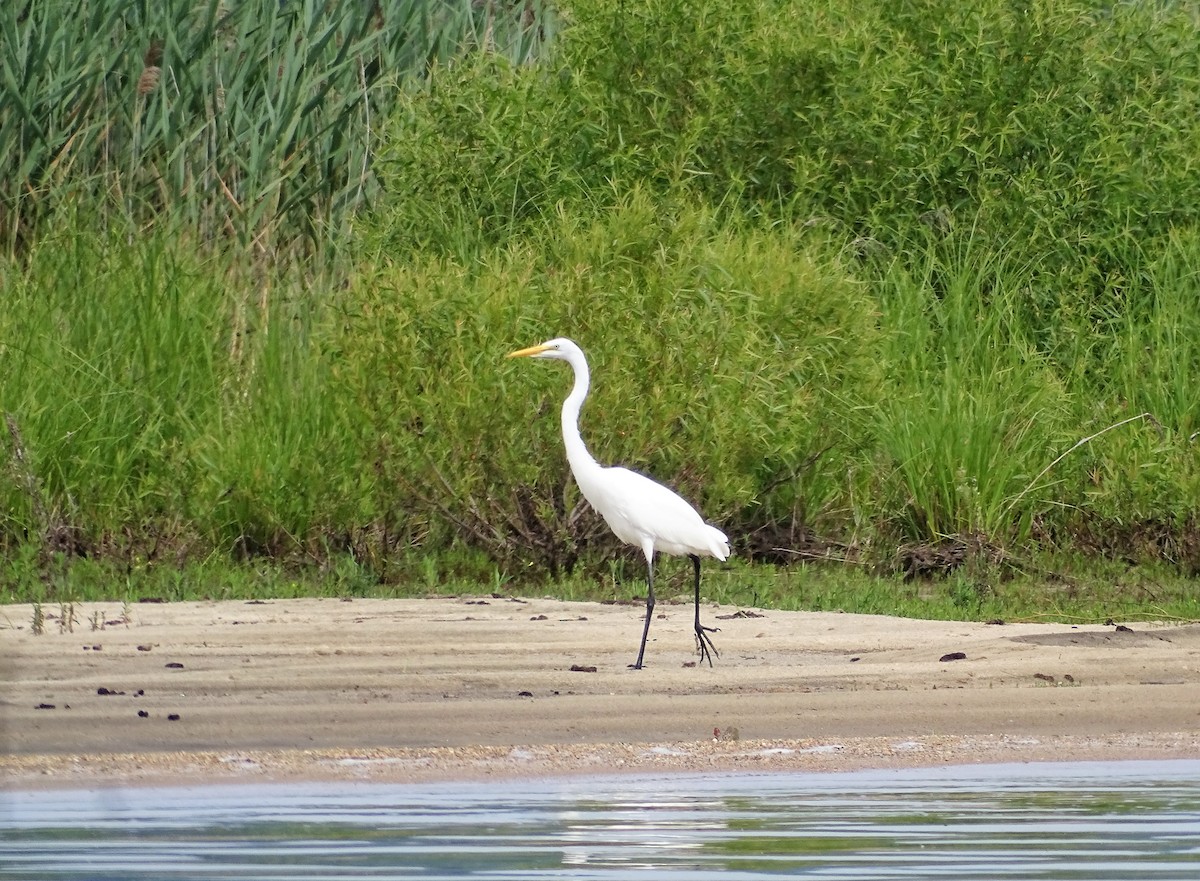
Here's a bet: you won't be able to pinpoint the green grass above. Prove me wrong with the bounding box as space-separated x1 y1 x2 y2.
6 551 1199 629
2 0 1200 613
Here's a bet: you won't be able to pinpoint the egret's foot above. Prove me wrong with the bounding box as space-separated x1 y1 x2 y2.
695 623 720 667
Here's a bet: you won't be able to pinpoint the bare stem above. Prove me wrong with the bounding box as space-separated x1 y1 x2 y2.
1002 412 1151 521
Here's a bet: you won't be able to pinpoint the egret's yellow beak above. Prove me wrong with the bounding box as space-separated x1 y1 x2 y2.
507 343 551 359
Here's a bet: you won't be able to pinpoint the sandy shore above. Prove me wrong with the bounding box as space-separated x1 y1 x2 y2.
2 595 1198 788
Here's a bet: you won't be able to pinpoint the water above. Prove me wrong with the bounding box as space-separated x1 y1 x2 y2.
2 760 1199 880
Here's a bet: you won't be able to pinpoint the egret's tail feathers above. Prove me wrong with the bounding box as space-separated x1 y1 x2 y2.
707 525 731 561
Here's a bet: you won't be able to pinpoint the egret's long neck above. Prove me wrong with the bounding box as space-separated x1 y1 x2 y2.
561 349 603 480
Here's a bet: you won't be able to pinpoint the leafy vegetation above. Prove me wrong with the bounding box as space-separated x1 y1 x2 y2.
2 0 1199 619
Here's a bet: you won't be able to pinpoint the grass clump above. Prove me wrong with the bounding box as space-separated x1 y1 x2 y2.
0 217 365 568
872 242 1072 546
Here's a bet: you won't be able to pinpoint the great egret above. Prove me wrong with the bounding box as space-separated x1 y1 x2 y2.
507 338 730 668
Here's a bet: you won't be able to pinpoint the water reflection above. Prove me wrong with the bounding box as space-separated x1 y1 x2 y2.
2 760 1199 879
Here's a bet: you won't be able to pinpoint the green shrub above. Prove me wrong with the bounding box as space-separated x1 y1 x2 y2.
380 0 1200 303
343 192 877 573
4 0 1200 591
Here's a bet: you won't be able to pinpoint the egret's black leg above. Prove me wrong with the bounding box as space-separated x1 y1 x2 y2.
631 556 656 669
691 554 719 666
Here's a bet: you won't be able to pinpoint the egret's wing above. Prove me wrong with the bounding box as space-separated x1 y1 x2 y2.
585 466 728 559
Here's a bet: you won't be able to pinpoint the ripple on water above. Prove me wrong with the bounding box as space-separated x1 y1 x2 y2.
2 760 1199 880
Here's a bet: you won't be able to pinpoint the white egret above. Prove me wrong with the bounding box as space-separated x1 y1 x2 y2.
507 338 730 668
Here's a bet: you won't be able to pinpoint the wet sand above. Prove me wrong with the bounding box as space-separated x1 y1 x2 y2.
2 596 1198 788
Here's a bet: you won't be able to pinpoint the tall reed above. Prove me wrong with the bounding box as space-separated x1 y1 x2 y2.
0 0 556 256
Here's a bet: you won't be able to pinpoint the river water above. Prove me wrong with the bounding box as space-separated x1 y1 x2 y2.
2 759 1198 879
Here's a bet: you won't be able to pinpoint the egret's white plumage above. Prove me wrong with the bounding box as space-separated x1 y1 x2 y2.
507 337 729 668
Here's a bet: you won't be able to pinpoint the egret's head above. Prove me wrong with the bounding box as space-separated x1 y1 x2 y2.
507 338 577 361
